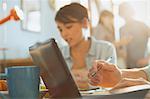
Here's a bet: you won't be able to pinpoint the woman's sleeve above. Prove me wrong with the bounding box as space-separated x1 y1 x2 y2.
107 43 117 65
143 65 150 81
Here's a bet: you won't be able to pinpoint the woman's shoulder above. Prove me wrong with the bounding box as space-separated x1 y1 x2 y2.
92 37 114 48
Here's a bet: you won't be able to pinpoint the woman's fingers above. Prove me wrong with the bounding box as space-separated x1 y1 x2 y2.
89 76 101 86
95 60 116 72
89 60 105 76
88 60 116 87
88 69 103 86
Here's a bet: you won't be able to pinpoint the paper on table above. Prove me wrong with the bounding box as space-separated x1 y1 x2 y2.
109 84 150 94
81 84 150 96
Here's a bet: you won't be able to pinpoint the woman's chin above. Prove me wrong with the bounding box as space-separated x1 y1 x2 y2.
69 43 77 48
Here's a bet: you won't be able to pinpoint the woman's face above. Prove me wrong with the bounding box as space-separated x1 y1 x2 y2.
56 20 84 47
102 16 113 27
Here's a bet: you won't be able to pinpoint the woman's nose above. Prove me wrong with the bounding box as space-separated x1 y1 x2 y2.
61 30 68 38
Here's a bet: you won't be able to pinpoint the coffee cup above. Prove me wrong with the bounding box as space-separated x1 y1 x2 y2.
0 66 40 99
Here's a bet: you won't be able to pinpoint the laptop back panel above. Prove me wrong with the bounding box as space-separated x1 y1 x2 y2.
29 38 81 98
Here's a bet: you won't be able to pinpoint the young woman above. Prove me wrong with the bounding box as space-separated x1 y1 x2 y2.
55 3 117 89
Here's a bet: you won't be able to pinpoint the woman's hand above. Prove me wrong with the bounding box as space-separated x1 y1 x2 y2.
71 68 89 90
112 78 150 90
88 60 122 88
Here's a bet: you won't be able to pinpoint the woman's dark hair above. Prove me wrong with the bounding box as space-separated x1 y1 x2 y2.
55 3 88 24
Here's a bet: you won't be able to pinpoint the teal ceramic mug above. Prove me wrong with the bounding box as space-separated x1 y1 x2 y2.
0 66 40 99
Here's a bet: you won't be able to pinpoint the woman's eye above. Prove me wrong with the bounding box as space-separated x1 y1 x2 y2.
66 25 72 29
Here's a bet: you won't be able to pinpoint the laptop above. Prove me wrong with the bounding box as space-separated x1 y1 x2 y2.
29 38 81 98
29 38 149 99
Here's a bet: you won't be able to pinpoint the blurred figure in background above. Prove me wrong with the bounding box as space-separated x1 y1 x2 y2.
92 10 130 68
92 10 115 42
119 2 150 68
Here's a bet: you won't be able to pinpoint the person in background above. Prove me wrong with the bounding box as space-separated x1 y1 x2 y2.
119 2 150 68
88 60 150 89
92 10 130 68
92 10 115 42
55 3 117 89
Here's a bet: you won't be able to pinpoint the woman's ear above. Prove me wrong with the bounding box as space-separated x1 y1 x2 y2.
82 18 89 28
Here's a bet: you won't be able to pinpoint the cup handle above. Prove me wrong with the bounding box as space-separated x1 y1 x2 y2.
0 73 7 80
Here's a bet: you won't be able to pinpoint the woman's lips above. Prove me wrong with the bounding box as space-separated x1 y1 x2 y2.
66 38 72 43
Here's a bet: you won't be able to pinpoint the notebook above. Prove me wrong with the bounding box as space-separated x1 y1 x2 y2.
29 38 149 99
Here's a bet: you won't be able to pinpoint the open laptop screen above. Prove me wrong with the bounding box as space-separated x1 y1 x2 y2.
29 38 81 98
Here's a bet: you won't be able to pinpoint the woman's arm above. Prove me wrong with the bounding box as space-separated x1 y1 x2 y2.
121 68 148 80
88 60 150 88
112 67 150 89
